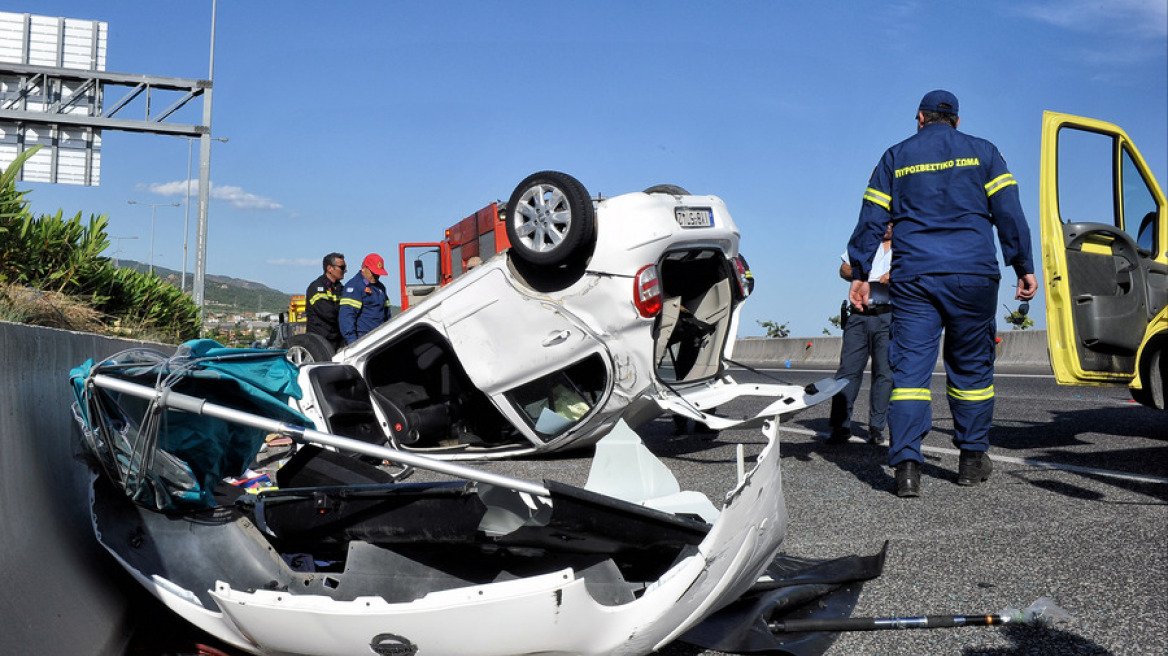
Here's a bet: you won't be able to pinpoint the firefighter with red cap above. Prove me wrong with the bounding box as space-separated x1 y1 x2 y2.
339 252 392 345
847 90 1038 498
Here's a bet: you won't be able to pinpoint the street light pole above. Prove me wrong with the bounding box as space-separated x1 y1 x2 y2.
109 235 138 268
182 136 227 293
127 200 180 275
193 0 219 312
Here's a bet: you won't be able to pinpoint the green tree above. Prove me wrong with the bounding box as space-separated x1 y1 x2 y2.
757 320 790 338
1003 305 1034 331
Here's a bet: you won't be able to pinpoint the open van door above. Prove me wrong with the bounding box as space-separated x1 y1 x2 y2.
1040 111 1168 408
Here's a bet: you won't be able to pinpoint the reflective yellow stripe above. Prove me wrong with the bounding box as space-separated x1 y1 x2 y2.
863 187 892 211
308 291 336 305
339 298 363 309
891 387 931 401
947 384 994 401
984 173 1017 197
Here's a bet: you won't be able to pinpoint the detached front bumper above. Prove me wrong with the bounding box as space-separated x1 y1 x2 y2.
656 375 847 431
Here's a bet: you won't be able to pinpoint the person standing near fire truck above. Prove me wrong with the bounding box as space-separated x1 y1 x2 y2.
304 252 346 349
339 253 391 345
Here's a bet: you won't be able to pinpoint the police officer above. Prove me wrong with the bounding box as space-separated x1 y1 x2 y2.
827 223 893 446
339 253 392 345
847 90 1038 498
304 252 346 348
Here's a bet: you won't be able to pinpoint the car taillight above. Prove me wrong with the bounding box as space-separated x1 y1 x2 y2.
633 264 662 317
734 255 752 297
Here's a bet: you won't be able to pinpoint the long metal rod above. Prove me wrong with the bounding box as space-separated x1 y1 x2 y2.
89 373 551 498
770 613 1013 633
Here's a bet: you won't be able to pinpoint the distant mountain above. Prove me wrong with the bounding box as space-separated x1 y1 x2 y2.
116 261 294 315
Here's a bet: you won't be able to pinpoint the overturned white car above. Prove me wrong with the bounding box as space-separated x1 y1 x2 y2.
71 343 882 656
291 171 841 459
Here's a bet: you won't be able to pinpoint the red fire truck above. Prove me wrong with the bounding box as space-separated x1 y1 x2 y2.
397 202 510 311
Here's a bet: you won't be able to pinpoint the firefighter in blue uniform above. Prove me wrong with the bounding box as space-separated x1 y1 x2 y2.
339 253 392 345
847 90 1038 498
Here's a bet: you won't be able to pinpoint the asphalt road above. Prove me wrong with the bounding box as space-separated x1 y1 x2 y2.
478 364 1167 656
143 364 1166 656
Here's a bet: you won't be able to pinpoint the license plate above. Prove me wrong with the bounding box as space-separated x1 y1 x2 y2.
675 207 713 228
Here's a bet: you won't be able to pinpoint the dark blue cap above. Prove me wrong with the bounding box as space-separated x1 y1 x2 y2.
918 89 959 116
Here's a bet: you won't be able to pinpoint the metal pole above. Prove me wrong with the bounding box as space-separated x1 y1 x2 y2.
182 137 192 292
127 201 179 275
193 0 217 313
89 373 552 498
149 204 157 273
181 136 225 294
109 235 137 268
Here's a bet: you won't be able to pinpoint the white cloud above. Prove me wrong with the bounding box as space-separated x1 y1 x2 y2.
1017 0 1167 39
138 180 283 211
208 184 284 211
143 180 192 196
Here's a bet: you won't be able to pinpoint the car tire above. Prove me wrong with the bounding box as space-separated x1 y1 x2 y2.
643 184 691 195
505 171 595 267
1130 343 1165 410
285 333 335 365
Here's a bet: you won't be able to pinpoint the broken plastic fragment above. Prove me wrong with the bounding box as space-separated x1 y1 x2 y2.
997 597 1071 627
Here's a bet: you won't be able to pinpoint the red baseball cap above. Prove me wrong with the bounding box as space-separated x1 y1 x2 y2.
363 253 388 276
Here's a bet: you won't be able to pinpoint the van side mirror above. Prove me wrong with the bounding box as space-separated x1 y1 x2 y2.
414 259 425 281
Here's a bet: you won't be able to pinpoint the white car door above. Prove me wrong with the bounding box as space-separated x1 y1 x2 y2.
439 267 615 438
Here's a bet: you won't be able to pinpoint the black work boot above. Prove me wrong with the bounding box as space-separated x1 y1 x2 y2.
957 450 993 486
825 427 851 444
894 461 920 498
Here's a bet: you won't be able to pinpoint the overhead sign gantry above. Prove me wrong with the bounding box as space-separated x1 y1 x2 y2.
0 8 219 309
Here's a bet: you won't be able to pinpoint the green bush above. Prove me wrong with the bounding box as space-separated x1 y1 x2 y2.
1 147 200 342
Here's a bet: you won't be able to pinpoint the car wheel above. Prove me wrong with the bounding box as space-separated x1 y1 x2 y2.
1130 343 1165 410
505 171 595 267
285 333 335 365
643 184 691 195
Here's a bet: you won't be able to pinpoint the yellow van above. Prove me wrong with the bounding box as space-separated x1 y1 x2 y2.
1040 111 1167 409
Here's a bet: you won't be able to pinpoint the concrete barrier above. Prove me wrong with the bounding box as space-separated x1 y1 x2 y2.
0 322 168 656
731 329 1051 370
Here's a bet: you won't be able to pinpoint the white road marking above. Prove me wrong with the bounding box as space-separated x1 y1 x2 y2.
919 445 1168 485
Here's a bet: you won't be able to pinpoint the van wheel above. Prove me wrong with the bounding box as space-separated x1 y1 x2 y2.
1130 345 1165 410
505 171 595 267
285 333 335 365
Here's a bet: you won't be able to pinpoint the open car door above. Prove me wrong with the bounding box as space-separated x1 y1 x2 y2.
1040 111 1168 407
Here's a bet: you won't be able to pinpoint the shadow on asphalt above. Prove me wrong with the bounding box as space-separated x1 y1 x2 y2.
787 412 1168 504
995 405 1165 446
1009 468 1168 505
964 624 1113 655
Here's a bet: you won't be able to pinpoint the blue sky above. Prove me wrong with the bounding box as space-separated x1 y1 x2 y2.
13 1 1168 337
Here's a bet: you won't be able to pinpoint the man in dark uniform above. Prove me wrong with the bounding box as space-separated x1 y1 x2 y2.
339 253 391 345
847 90 1038 498
304 252 345 348
827 223 893 446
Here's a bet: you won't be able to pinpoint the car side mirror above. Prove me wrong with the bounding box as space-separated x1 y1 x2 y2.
414 259 425 281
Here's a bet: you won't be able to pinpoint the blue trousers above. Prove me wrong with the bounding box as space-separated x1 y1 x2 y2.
830 311 892 434
888 274 998 466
